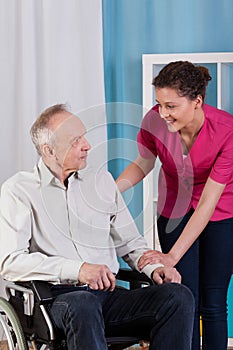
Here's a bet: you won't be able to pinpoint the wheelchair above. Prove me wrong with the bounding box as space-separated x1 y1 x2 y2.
0 269 152 350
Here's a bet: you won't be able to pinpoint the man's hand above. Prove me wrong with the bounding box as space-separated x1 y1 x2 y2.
78 262 116 291
138 250 177 270
152 266 181 285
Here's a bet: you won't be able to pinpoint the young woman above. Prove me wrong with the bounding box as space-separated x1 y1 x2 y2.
116 61 233 350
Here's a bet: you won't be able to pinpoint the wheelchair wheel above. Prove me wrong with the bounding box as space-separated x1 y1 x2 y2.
0 297 28 350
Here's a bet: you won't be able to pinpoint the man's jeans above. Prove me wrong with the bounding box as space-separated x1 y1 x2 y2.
49 282 194 350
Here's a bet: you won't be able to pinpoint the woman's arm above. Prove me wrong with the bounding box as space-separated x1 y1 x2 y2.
169 177 225 264
116 155 155 192
138 177 226 268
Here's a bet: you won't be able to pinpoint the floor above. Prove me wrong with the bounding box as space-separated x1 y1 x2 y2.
0 341 232 349
127 344 148 349
126 347 233 349
126 342 233 349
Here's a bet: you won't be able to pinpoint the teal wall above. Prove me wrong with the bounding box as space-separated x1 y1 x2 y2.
228 277 233 337
102 0 233 334
103 0 233 223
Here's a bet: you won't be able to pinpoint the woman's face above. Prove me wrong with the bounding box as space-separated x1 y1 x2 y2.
155 87 200 133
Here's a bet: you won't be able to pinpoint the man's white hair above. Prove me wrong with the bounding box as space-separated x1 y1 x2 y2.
30 104 69 156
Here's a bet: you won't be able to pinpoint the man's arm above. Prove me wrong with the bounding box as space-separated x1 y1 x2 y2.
0 184 82 283
108 184 174 282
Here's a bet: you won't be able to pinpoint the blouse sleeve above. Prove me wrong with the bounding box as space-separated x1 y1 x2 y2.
137 108 160 159
210 132 233 184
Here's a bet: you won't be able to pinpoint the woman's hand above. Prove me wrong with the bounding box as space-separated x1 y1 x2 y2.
138 250 177 269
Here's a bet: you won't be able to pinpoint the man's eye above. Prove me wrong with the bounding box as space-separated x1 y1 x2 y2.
71 137 81 147
167 105 175 109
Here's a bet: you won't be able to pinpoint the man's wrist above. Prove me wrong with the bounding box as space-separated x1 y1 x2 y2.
150 264 165 280
139 263 164 280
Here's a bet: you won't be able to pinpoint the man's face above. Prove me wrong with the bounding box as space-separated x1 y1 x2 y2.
51 112 91 172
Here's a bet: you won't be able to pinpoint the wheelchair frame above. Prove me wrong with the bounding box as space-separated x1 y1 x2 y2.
0 269 152 350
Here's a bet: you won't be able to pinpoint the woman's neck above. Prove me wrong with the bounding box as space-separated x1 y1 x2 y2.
179 109 205 153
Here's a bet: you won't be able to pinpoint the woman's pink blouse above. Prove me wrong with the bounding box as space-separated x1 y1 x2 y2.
137 104 233 220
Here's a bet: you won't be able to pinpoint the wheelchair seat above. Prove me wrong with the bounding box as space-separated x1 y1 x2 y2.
0 269 152 350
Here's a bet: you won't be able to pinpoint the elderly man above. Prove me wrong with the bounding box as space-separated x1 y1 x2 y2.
0 104 194 350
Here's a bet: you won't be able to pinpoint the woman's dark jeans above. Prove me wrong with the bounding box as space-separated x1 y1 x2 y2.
157 210 233 350
49 282 194 350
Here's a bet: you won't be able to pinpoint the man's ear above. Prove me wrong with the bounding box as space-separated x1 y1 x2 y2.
42 144 55 157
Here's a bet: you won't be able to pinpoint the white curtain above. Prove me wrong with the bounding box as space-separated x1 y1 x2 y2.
0 0 106 185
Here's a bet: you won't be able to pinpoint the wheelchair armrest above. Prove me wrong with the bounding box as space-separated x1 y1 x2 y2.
5 282 35 316
6 281 56 341
116 268 153 289
18 281 54 304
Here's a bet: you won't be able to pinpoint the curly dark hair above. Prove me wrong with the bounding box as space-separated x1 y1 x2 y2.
152 61 212 101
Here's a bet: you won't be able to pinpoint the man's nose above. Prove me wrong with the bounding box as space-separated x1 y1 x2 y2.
83 137 91 150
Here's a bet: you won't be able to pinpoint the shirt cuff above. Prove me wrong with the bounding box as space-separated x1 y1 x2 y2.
141 263 164 280
60 260 82 282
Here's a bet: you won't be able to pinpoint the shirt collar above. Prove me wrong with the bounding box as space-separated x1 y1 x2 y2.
36 158 59 187
36 158 83 188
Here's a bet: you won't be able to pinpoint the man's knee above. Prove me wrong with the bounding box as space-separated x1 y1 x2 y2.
166 283 195 314
148 283 195 317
